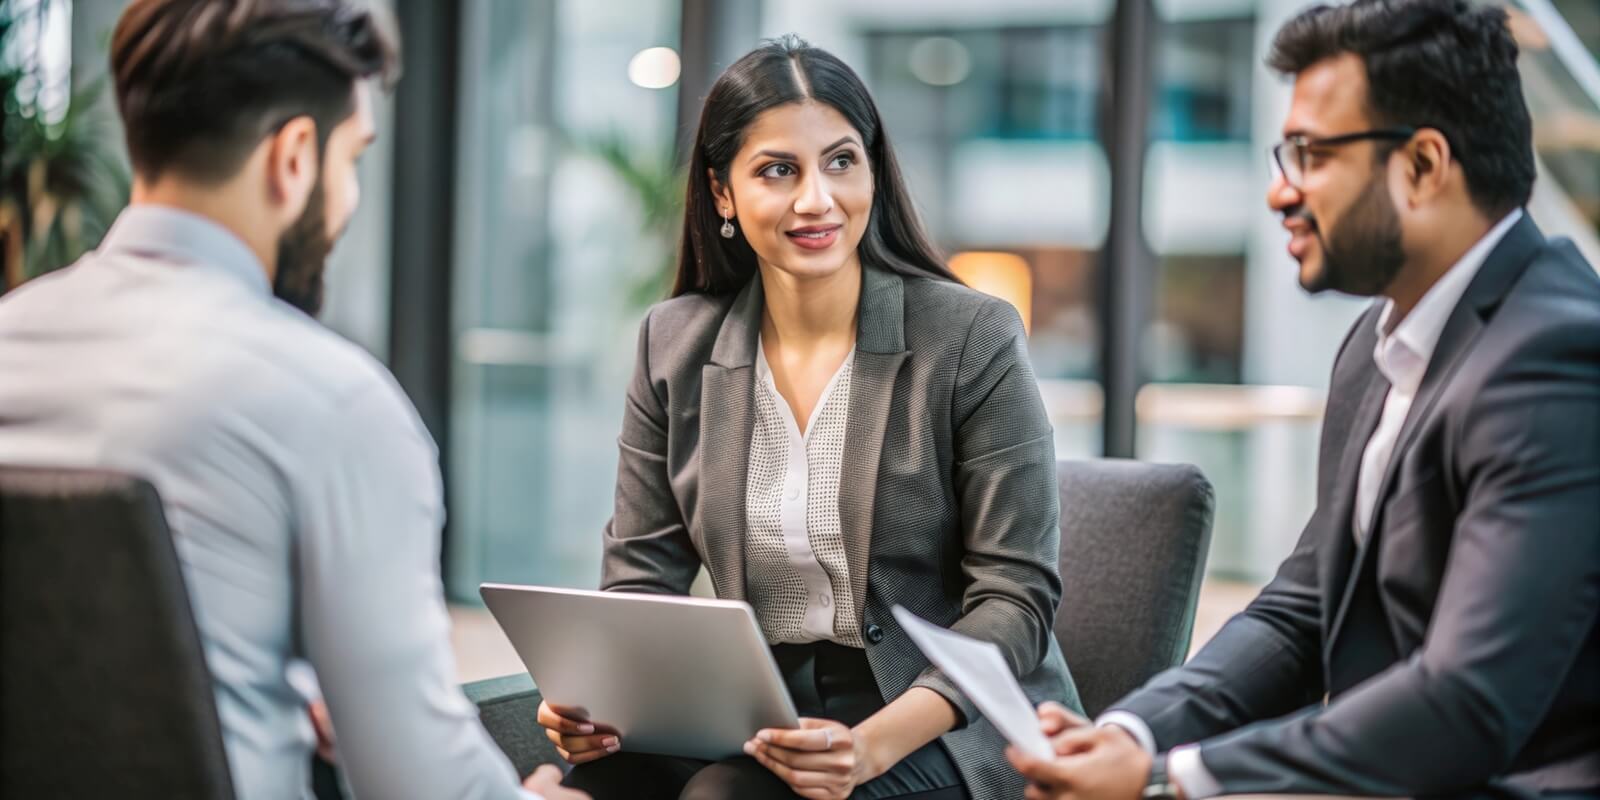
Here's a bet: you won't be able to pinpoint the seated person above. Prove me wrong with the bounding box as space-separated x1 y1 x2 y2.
0 1 583 797
533 35 1082 800
1007 1 1600 798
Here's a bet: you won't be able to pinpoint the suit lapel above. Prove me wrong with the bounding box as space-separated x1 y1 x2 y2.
698 276 764 603
1320 351 1389 651
1361 215 1544 535
698 265 911 610
1324 214 1545 659
839 266 909 619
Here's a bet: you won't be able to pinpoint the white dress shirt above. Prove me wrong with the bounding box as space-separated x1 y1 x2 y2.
1354 209 1523 540
0 207 537 800
1097 209 1523 798
744 337 864 647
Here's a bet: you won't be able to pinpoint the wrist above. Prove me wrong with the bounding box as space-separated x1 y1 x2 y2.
1105 722 1141 749
1096 711 1157 756
851 724 888 783
1143 753 1186 800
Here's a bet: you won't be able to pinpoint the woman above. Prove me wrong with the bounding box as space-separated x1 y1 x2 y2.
539 35 1081 800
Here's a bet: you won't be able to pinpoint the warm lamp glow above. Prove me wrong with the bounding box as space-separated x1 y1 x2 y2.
949 251 1033 334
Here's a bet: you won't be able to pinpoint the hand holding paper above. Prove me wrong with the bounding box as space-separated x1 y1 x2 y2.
891 606 1054 760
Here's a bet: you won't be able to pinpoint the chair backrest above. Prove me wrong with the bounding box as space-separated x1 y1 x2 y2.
0 465 234 799
1054 459 1215 718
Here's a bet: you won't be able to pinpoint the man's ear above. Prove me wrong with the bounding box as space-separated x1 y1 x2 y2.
263 116 320 220
1401 128 1452 208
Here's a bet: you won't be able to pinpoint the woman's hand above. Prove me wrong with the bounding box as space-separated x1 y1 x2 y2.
745 686 956 797
745 717 876 800
535 700 621 765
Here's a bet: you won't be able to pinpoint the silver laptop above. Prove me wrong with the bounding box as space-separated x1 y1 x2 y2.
479 584 800 760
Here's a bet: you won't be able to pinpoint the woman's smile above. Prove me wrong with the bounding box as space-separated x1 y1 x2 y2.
785 224 842 251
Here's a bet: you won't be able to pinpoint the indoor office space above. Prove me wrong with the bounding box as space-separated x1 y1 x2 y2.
2 0 1598 798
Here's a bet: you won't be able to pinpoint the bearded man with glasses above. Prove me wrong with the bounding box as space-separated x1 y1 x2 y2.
1007 1 1600 799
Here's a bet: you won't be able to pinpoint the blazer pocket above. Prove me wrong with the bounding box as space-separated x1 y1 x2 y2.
1376 467 1455 643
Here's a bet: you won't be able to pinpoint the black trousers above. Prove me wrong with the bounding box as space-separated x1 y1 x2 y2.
565 641 968 800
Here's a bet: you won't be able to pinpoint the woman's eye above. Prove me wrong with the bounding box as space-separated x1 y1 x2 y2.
759 163 796 179
828 153 855 171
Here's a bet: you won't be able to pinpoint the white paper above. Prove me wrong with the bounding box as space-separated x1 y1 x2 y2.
891 605 1055 760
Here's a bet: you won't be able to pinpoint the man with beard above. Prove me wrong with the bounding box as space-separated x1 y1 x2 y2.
0 2 584 798
1007 1 1600 799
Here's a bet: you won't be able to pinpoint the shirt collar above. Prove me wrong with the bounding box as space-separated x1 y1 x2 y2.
97 205 271 296
1372 208 1523 392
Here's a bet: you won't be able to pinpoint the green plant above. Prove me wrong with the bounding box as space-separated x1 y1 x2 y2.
573 129 685 309
2 0 129 293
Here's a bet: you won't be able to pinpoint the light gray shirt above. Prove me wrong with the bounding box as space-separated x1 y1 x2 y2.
0 206 535 799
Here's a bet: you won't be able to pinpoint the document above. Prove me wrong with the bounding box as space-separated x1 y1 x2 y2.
891 605 1054 760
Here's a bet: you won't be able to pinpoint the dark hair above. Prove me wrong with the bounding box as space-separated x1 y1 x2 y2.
674 35 958 297
111 0 400 183
1267 0 1534 217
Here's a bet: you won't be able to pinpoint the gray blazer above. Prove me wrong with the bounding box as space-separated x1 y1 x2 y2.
1110 215 1600 796
600 263 1081 796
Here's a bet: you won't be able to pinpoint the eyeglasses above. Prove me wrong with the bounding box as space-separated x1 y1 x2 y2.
1270 127 1416 189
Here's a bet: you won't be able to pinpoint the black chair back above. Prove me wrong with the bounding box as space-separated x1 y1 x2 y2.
0 465 234 798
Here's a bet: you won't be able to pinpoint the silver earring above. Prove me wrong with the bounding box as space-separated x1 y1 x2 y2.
720 209 736 239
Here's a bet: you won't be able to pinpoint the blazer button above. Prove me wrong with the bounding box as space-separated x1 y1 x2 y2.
864 624 884 644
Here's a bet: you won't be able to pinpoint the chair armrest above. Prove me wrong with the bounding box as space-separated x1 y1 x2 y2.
463 673 564 776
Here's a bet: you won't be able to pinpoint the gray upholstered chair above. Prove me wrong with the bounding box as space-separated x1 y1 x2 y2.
0 465 234 799
463 457 1215 766
1053 458 1215 717
463 672 563 777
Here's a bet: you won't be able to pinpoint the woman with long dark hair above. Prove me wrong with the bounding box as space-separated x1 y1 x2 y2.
536 35 1081 799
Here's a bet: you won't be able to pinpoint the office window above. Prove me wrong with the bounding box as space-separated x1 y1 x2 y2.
446 0 681 597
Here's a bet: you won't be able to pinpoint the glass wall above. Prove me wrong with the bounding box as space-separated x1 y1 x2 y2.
435 0 1587 595
1510 0 1600 255
1138 0 1346 582
762 0 1114 459
16 0 1596 600
440 0 1600 596
446 0 682 598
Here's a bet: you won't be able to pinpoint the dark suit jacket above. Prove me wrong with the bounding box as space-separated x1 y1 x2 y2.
598 263 1081 797
1111 215 1600 796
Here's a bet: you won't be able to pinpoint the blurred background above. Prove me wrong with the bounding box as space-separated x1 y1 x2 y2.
4 0 1597 677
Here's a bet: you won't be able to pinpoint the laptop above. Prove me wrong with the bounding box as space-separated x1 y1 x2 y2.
479 584 800 760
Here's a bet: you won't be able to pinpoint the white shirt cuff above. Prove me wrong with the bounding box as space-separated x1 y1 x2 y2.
1094 710 1157 756
1168 744 1224 800
285 660 322 702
